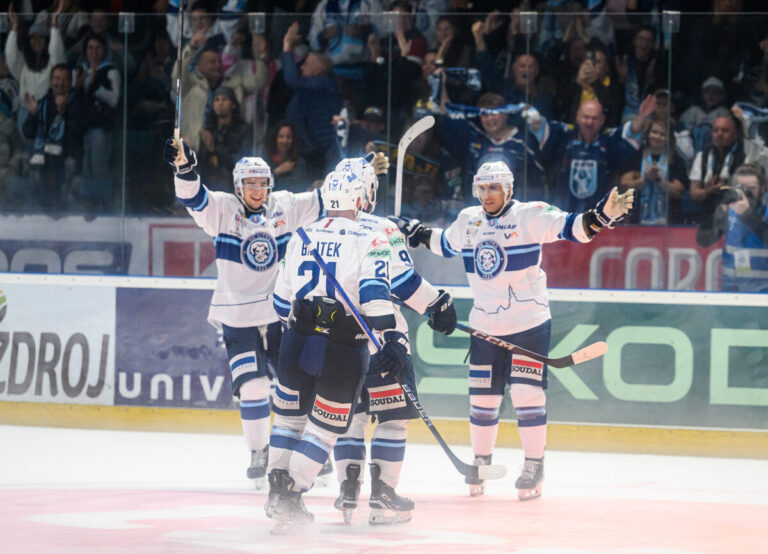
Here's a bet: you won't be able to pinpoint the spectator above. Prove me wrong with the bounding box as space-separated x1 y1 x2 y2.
165 0 230 54
620 115 687 225
0 53 22 159
652 89 695 170
197 86 250 192
173 44 250 150
5 3 66 133
265 120 308 193
332 105 387 157
531 95 655 212
22 63 84 211
679 76 731 153
687 111 768 223
75 32 121 211
281 22 341 176
433 16 471 69
472 12 553 118
557 40 623 127
439 91 545 201
308 0 383 76
696 162 768 292
615 25 666 122
382 1 429 65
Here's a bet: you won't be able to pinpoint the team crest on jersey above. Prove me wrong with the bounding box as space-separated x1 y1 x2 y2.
241 231 277 271
474 240 505 280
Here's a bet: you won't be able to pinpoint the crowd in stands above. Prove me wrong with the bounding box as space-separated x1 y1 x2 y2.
1 2 768 289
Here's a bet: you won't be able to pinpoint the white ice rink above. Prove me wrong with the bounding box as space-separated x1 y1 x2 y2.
1 424 767 553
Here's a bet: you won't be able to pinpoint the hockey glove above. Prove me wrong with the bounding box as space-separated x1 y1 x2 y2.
387 216 432 248
163 137 198 176
370 331 409 379
582 186 635 237
425 289 457 335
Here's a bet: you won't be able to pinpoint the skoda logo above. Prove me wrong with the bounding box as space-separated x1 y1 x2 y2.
475 240 505 280
241 231 277 271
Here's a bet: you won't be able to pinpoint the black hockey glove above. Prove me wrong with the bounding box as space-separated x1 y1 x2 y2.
425 289 457 335
387 216 432 248
582 187 635 238
163 137 198 177
370 331 409 379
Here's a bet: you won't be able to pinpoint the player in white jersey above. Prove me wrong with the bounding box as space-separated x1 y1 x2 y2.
392 160 634 500
163 138 323 487
265 167 410 530
330 156 457 525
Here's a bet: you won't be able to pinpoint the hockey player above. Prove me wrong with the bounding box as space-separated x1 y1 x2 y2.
330 156 457 526
162 138 325 487
392 160 634 500
265 167 410 530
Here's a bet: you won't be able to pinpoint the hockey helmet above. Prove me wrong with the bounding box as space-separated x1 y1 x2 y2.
334 155 378 212
472 160 514 202
321 169 369 213
233 157 273 206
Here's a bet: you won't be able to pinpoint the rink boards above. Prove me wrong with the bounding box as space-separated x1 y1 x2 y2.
0 273 767 458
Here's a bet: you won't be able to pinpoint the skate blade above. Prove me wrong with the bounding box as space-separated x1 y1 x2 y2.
368 508 412 526
251 477 266 490
342 508 354 525
469 483 485 497
517 484 542 501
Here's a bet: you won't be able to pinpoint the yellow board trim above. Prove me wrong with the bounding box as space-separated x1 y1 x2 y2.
2 402 766 459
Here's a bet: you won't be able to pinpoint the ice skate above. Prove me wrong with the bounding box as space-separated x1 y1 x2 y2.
334 464 361 525
264 468 288 519
314 456 334 487
465 454 492 497
368 463 414 525
270 477 314 535
515 457 544 501
246 445 269 489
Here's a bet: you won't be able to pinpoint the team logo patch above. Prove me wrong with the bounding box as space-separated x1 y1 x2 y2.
241 231 277 271
367 384 406 412
510 356 544 383
474 240 505 280
311 395 351 427
468 364 492 388
273 383 300 411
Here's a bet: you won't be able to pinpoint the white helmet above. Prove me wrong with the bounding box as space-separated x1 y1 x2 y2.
321 169 368 213
472 160 514 202
335 156 378 212
233 157 273 206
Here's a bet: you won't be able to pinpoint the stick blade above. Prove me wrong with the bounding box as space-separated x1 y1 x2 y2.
400 115 435 146
477 464 507 481
570 341 608 365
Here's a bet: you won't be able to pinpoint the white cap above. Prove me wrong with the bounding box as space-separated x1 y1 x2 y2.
472 160 515 200
321 169 368 212
702 76 725 91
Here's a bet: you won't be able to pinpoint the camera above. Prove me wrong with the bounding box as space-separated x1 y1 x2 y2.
585 50 596 64
721 183 748 205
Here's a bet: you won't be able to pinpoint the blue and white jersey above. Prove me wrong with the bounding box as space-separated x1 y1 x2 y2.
174 173 322 328
721 207 768 293
358 213 441 335
273 216 395 326
428 201 592 335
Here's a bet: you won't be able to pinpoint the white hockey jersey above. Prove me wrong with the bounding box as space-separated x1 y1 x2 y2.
273 216 395 326
358 213 440 335
429 200 591 335
174 174 322 328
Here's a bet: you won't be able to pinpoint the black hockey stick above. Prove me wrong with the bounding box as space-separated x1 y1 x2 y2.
394 299 607 368
296 227 506 482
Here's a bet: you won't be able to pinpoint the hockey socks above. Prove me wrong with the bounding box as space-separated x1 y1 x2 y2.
370 419 408 489
469 395 502 457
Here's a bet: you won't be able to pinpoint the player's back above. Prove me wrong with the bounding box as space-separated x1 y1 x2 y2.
281 216 391 312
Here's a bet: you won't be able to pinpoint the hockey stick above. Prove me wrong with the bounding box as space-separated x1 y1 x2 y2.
394 116 435 217
393 299 607 368
296 227 506 482
173 0 185 150
455 322 607 368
